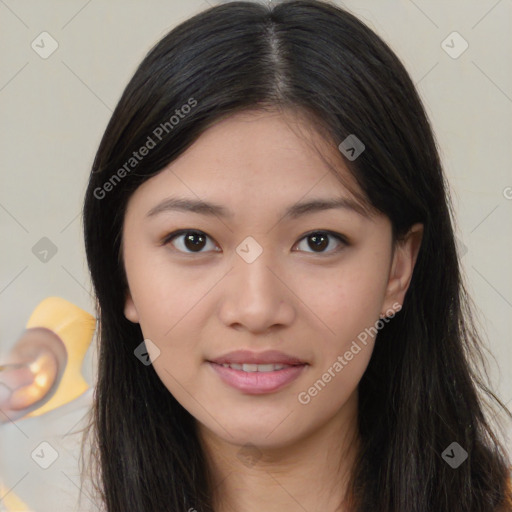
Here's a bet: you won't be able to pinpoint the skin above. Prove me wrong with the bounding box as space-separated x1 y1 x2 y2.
0 328 67 423
122 109 423 512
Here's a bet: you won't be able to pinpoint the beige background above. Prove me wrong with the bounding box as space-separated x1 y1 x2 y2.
1 0 511 510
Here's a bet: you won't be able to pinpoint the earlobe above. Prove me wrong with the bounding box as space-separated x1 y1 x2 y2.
124 291 140 323
383 223 423 309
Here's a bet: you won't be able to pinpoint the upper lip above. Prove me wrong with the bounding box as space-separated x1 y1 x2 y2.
209 350 307 365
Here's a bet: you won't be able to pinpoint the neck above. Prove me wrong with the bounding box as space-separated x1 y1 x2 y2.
199 391 360 512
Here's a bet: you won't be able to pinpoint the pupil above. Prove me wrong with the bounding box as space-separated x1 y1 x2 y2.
185 232 205 251
310 233 328 251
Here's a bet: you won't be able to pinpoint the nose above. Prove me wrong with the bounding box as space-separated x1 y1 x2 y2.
217 249 295 334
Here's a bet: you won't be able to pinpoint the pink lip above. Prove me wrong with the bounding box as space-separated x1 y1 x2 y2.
208 349 306 366
207 362 307 394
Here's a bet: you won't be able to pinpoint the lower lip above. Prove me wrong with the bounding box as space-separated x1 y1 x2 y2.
208 362 307 394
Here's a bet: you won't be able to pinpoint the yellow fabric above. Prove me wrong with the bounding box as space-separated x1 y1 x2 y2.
0 482 31 511
24 297 95 418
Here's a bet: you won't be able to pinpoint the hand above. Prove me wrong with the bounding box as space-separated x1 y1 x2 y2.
0 327 67 423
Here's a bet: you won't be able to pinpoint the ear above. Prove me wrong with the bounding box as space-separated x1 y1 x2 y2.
382 223 423 313
124 290 140 323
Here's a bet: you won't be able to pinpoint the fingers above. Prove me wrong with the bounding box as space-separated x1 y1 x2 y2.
0 364 34 390
0 350 59 422
0 364 35 423
0 363 34 406
10 351 58 410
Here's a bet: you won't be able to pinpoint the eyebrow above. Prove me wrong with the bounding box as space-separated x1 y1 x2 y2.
146 195 369 220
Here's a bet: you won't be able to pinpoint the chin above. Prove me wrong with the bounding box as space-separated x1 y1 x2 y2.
204 414 306 450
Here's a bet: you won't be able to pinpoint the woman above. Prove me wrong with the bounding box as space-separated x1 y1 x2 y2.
81 1 512 510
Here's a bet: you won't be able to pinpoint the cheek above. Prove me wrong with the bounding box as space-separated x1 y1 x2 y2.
124 241 206 338
124 258 214 391
311 256 390 345
300 252 390 405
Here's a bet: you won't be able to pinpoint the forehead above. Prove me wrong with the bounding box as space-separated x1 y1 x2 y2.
175 109 350 183
127 110 370 218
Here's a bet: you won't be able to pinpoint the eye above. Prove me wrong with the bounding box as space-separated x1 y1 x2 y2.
162 230 219 254
162 229 348 255
294 230 348 254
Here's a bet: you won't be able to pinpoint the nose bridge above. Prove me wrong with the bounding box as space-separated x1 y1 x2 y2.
219 241 293 331
234 239 282 302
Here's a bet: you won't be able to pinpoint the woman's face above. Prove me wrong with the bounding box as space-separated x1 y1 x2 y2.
122 110 421 449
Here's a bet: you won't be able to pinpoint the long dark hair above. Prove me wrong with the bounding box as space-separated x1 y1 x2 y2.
81 1 512 510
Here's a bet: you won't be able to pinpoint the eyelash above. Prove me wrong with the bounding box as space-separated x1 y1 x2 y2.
160 229 349 256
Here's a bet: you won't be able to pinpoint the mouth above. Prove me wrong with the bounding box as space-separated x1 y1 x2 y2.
207 352 308 394
208 349 307 367
213 362 303 372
